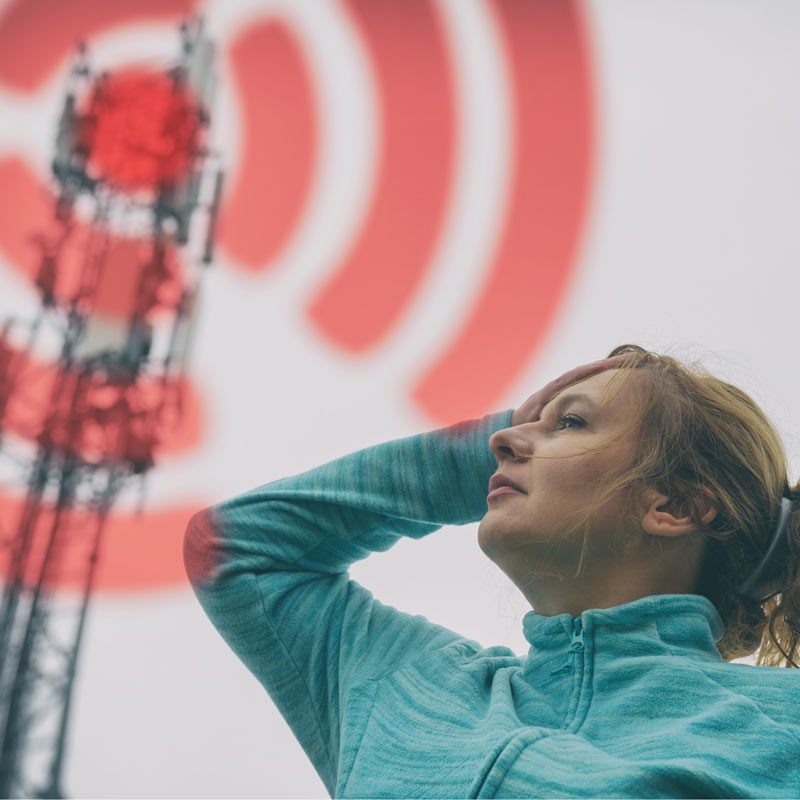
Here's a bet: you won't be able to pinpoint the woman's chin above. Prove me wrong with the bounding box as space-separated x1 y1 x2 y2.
477 514 523 557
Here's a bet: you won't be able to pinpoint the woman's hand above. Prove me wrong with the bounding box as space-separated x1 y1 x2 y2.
510 355 630 428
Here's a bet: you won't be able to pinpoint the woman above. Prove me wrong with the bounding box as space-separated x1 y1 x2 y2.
184 344 800 798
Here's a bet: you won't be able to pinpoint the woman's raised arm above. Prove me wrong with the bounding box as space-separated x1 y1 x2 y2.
183 407 512 795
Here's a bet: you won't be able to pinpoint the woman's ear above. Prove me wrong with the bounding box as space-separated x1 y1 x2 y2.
641 489 717 537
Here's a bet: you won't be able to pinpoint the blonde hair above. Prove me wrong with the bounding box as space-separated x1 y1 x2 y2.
557 344 799 667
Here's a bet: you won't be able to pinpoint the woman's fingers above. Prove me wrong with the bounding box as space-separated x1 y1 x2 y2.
510 354 630 427
555 355 629 389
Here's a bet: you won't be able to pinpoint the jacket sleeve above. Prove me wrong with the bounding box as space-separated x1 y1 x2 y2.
183 408 514 794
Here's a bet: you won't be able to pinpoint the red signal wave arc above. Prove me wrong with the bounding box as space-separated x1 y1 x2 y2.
218 20 317 270
0 348 203 462
0 494 205 593
305 0 456 352
412 0 595 425
0 0 198 92
0 158 187 318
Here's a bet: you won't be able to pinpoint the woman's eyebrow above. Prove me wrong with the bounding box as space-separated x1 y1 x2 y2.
544 392 599 415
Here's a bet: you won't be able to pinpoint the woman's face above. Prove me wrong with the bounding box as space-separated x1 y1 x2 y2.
478 368 644 577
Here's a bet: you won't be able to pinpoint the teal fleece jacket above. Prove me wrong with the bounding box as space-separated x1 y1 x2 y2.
184 409 800 798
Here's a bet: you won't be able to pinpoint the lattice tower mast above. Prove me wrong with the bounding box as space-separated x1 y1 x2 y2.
0 19 222 798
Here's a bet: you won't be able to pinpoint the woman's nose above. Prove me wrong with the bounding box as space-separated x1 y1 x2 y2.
489 427 534 461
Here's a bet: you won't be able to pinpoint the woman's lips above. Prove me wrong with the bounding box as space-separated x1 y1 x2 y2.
486 486 525 501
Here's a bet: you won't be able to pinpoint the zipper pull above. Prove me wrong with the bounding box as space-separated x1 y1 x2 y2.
549 617 584 676
570 616 585 651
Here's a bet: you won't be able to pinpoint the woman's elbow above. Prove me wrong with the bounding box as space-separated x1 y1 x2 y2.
183 509 224 587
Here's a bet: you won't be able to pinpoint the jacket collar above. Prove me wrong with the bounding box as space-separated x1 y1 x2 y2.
522 593 725 661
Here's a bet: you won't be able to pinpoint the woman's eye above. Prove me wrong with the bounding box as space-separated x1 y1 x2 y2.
556 414 585 430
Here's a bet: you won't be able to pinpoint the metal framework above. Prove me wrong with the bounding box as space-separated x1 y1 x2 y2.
0 18 222 798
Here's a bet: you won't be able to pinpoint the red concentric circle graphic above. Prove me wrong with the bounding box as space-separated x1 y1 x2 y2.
0 0 595 593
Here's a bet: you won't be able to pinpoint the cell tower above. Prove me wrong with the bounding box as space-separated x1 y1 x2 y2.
0 18 223 798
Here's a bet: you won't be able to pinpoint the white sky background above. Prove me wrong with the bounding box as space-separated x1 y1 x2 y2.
0 0 797 796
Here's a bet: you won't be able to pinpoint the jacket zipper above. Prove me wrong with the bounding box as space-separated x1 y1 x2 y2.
549 616 585 676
